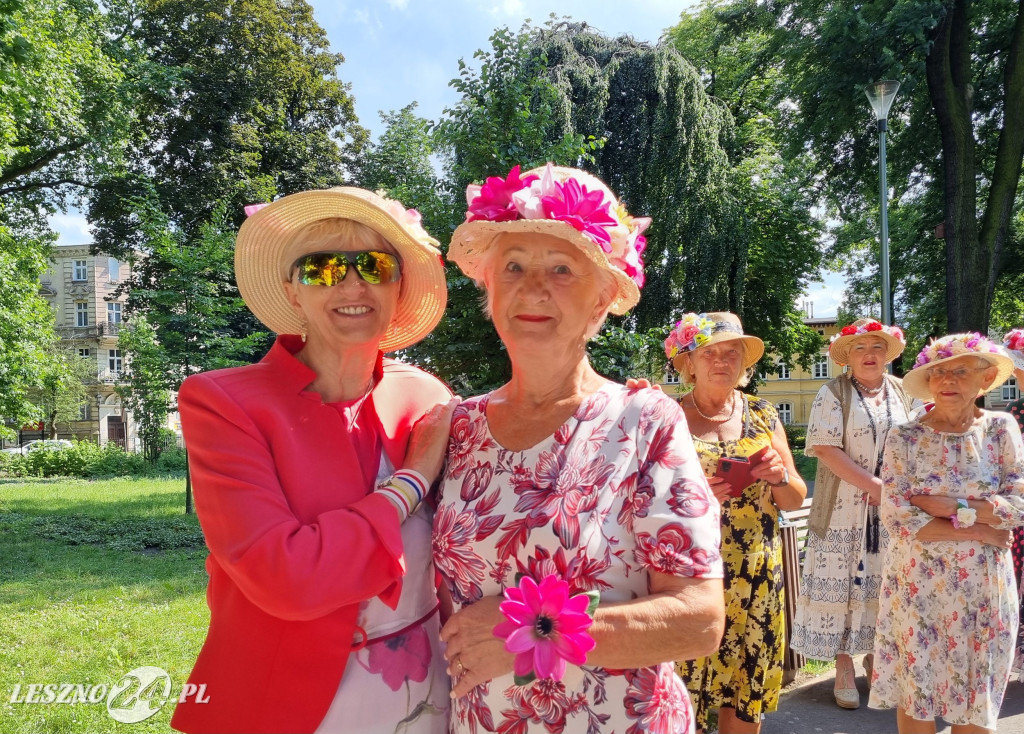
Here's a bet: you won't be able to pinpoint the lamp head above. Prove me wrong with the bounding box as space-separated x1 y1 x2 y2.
865 80 900 122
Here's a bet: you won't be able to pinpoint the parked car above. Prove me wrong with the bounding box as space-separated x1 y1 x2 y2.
1 439 74 455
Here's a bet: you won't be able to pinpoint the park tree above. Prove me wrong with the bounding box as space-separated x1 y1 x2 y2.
120 198 267 511
695 0 1024 335
0 0 135 431
37 345 95 440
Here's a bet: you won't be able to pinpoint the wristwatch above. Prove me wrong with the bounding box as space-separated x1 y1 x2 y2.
770 467 790 487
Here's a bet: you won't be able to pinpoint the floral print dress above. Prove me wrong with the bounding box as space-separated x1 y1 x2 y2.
869 413 1024 728
1008 397 1024 678
432 384 723 734
675 396 785 731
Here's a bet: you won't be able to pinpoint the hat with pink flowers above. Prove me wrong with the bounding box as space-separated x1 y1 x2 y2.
1002 328 1024 372
447 164 649 314
902 332 1015 400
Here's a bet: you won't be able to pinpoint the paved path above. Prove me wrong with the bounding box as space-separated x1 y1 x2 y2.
762 659 1024 733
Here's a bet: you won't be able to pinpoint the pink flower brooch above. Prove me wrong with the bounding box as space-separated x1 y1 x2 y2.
493 574 598 684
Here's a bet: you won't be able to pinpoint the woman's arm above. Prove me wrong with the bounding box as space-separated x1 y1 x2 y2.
912 517 1012 547
813 445 883 502
440 573 724 699
181 373 454 621
752 420 807 511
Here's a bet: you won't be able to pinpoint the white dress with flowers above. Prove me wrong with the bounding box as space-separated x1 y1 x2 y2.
868 413 1024 727
433 384 723 734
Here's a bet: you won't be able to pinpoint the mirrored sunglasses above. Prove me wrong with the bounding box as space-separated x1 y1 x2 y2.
292 251 401 286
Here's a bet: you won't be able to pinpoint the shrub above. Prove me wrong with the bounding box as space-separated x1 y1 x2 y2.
85 442 151 477
783 423 806 451
0 441 169 478
156 447 188 472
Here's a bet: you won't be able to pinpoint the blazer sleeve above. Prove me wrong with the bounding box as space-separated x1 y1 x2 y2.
180 373 407 622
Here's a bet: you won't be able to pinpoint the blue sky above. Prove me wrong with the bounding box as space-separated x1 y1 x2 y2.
52 0 846 316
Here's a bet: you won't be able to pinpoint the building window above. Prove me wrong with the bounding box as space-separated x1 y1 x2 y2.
109 349 122 374
664 372 680 385
1003 377 1019 402
75 301 89 327
107 302 122 323
777 362 790 380
73 260 88 281
79 403 91 421
78 348 90 358
777 402 793 424
108 257 120 283
813 355 829 379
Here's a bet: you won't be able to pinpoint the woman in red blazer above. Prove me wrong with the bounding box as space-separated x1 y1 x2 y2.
170 188 457 734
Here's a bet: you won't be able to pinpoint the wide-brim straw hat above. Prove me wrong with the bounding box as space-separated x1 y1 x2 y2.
1002 329 1024 372
235 188 447 352
447 165 643 315
902 332 1016 400
666 311 764 371
828 318 906 366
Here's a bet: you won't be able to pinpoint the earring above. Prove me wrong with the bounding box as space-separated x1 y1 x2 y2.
300 321 307 343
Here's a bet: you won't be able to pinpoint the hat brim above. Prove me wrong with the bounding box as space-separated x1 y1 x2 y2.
235 188 447 352
902 351 1016 400
671 333 765 372
447 219 640 315
829 331 905 367
1005 348 1024 373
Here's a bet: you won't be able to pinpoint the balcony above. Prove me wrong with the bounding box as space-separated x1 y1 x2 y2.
55 322 122 340
98 369 122 383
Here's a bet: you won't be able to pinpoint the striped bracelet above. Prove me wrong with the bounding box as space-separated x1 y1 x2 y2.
376 469 430 521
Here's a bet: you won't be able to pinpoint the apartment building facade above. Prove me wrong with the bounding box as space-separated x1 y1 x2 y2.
37 244 136 447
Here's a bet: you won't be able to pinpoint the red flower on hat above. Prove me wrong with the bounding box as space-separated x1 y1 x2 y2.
841 325 858 336
865 321 883 331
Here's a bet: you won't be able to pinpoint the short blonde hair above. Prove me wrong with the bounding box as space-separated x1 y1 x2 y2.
286 218 394 278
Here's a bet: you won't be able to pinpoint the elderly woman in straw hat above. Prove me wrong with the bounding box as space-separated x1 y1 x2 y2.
866 333 1024 733
170 188 459 734
789 318 916 710
1001 328 1024 679
432 164 725 734
665 312 806 734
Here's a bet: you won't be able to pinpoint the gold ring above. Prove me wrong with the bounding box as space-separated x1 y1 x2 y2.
456 659 464 672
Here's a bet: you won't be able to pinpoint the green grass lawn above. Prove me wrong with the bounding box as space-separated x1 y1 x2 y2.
0 476 209 733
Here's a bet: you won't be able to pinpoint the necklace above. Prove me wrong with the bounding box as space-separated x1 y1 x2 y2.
851 375 884 396
689 391 736 423
854 380 891 556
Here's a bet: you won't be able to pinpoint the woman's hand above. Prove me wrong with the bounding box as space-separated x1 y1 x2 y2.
402 396 461 483
750 447 787 486
910 494 957 518
864 476 883 507
625 378 663 392
440 596 515 699
706 475 735 504
973 525 1013 548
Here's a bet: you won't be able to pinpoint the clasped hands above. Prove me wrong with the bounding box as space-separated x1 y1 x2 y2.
910 495 1011 547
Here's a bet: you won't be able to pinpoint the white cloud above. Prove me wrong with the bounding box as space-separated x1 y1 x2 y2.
799 270 847 318
490 0 524 18
50 210 93 246
385 0 409 8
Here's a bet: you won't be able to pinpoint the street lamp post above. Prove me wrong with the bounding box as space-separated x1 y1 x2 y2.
865 80 900 326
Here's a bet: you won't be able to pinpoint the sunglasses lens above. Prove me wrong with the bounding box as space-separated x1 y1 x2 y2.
297 253 347 286
356 251 400 284
294 251 400 285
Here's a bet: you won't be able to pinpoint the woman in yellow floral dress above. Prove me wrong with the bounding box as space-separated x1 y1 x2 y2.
665 312 807 734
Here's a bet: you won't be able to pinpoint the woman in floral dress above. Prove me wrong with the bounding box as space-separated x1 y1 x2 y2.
790 318 915 710
868 333 1024 732
666 312 807 734
1002 328 1024 678
432 164 726 734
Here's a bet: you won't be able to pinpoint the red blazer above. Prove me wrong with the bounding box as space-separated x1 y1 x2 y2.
170 336 450 734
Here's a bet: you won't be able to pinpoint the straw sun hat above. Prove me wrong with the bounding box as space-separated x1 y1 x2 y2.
447 163 649 315
827 318 906 366
1003 328 1024 372
902 332 1015 400
664 311 765 371
235 188 447 352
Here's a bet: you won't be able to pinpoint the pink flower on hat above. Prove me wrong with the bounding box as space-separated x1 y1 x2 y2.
466 165 539 222
541 177 618 248
1003 329 1024 352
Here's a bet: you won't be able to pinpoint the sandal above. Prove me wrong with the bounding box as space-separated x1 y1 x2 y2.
833 666 860 710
